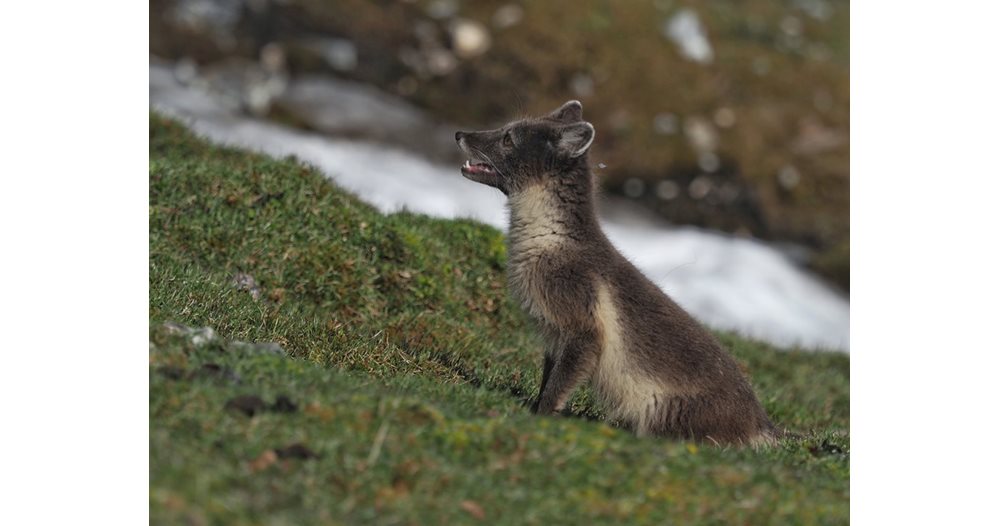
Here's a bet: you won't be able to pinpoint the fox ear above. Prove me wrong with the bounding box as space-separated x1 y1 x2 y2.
557 122 595 158
548 100 583 123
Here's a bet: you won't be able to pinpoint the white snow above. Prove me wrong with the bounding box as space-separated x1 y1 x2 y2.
663 8 714 64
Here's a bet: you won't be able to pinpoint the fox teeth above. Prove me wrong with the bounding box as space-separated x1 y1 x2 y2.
463 160 472 168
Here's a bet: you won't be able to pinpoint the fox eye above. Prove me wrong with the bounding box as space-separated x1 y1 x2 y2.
502 131 514 147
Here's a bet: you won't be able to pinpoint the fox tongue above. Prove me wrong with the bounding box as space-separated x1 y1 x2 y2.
462 160 493 175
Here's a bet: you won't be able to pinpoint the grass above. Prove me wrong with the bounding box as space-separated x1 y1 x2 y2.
149 113 849 524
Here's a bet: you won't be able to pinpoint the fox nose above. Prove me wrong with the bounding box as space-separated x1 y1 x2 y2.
455 131 464 142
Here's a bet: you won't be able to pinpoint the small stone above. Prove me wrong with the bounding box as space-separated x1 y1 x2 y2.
688 176 712 200
569 73 595 98
713 107 736 128
260 42 286 73
425 48 458 75
653 113 679 135
781 15 803 37
228 341 286 356
426 0 458 19
493 4 524 29
162 322 187 335
413 20 440 47
608 109 632 132
778 165 801 189
189 326 217 347
233 272 262 301
719 182 741 203
794 0 832 20
623 178 646 198
320 39 358 72
697 151 721 173
656 180 680 201
684 116 718 152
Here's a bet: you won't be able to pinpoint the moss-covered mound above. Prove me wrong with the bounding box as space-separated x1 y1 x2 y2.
149 113 848 524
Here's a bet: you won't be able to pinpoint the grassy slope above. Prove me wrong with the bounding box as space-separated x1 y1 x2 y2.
149 113 849 524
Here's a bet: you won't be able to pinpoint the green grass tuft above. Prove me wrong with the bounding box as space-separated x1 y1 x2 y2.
149 113 848 524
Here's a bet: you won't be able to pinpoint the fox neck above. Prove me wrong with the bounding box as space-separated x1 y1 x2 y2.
506 162 598 251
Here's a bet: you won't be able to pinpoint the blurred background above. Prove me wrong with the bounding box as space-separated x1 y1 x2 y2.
149 0 849 351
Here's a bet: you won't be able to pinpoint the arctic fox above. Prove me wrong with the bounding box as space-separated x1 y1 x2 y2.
455 101 776 446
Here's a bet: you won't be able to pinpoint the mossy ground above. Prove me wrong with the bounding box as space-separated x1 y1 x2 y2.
149 113 848 524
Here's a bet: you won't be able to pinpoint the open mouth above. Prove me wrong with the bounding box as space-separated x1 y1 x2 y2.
460 159 496 177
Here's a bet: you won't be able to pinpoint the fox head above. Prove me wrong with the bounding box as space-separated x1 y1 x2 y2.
454 100 596 195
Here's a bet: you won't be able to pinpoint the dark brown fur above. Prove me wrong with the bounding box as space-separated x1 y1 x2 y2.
455 101 776 446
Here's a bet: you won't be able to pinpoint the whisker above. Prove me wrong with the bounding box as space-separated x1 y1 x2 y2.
472 146 505 178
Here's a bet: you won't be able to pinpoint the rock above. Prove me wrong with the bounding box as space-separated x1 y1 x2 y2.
688 175 712 200
653 113 679 135
623 178 646 198
172 0 241 34
493 4 524 29
792 119 844 155
311 38 358 72
656 180 680 201
228 341 287 356
683 116 718 152
426 0 458 19
569 73 595 98
713 107 736 128
425 48 458 75
450 19 491 59
698 151 721 173
781 16 803 37
794 0 832 20
778 165 801 190
199 59 287 116
164 323 217 346
260 42 286 73
233 272 261 301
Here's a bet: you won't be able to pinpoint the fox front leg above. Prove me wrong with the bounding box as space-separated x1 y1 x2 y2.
532 333 599 415
531 354 555 414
